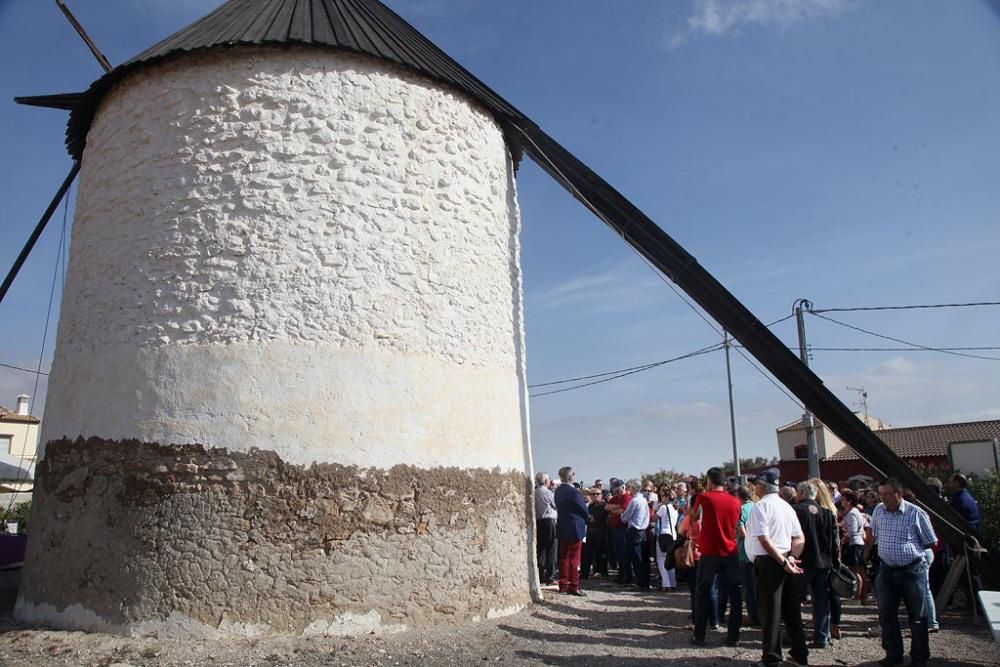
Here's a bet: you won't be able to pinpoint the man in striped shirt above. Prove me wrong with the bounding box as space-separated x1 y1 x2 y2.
870 478 937 667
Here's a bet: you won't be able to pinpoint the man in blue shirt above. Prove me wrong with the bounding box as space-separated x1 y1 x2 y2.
947 473 981 532
554 466 590 596
870 478 937 667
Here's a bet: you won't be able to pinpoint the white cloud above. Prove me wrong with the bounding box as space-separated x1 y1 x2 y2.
527 258 660 313
672 0 847 47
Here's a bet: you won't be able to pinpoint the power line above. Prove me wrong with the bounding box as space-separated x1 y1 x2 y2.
0 362 49 376
808 311 1000 362
529 344 723 398
528 315 794 389
811 300 1000 314
730 343 805 411
809 346 1000 353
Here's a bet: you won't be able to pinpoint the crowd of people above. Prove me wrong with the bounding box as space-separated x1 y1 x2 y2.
534 465 984 667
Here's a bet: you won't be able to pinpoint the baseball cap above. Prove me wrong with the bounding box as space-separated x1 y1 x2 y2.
750 470 780 486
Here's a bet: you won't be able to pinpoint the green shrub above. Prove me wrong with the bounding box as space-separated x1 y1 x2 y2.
967 471 1000 554
0 499 31 533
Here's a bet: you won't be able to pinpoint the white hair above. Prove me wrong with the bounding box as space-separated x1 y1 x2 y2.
797 481 818 500
535 472 549 487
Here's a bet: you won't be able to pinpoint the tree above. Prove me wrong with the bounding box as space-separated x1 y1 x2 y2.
639 468 692 490
721 456 778 474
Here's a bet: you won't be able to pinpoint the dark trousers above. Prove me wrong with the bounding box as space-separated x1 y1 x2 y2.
626 526 649 588
606 528 617 569
830 585 842 625
558 539 583 593
687 560 718 624
875 559 930 663
695 553 742 642
581 530 607 578
739 559 760 625
755 556 808 666
536 518 557 583
797 567 832 645
613 527 630 582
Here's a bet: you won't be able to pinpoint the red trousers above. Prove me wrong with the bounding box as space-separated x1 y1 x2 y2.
558 539 583 592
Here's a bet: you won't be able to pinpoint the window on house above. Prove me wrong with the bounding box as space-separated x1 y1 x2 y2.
0 435 11 455
794 445 808 460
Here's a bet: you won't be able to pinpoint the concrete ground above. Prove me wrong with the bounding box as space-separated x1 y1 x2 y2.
0 574 996 666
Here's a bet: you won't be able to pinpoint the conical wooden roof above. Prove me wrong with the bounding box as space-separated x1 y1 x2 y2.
61 0 525 160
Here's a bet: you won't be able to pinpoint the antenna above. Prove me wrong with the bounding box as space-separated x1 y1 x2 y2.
847 386 869 423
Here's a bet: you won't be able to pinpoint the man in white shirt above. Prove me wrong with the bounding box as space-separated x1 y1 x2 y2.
534 472 558 585
621 481 651 590
746 470 808 667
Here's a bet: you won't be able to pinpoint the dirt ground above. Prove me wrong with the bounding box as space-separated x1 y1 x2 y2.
0 576 996 666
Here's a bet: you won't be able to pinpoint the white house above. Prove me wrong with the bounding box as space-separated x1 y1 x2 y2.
0 395 39 497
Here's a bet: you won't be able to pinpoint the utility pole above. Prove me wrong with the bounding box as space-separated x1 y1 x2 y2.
724 332 741 481
794 299 820 478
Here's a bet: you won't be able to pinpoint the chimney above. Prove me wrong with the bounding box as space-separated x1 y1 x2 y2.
16 395 29 416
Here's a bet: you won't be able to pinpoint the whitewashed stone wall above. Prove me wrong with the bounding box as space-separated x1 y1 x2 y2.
42 47 528 472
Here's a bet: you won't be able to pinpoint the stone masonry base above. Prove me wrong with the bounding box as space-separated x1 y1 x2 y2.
16 438 532 637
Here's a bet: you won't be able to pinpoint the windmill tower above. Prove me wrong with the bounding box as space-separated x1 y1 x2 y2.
17 0 535 637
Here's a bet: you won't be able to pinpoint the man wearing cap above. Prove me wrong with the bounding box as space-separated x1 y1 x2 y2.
870 478 937 667
746 470 808 667
607 479 633 584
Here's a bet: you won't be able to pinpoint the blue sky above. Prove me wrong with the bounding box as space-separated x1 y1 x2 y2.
1 0 998 483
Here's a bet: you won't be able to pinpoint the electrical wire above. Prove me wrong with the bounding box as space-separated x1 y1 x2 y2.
529 344 724 398
812 301 1000 314
809 311 1000 362
528 315 794 389
0 362 48 376
4 187 69 515
809 346 1000 353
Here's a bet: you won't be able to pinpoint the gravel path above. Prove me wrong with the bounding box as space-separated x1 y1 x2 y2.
0 577 996 666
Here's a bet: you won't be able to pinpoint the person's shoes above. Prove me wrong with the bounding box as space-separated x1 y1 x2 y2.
808 642 827 649
786 654 808 666
877 657 904 667
928 626 940 633
712 624 723 632
830 623 841 639
688 636 706 647
568 590 586 597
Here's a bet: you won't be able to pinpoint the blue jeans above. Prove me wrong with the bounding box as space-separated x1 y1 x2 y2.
740 559 759 625
695 554 741 642
612 527 630 581
797 568 831 645
626 527 649 588
875 559 930 662
922 549 938 629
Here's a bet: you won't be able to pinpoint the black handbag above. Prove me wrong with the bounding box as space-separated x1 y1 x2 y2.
657 533 675 555
831 562 859 599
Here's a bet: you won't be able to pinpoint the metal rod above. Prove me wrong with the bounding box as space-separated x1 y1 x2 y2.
0 163 80 306
54 0 113 73
794 298 821 479
724 332 740 479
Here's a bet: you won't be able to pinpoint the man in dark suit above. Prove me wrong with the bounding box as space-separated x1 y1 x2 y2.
554 466 590 596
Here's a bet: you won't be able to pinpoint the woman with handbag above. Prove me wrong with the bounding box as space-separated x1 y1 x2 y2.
655 485 679 591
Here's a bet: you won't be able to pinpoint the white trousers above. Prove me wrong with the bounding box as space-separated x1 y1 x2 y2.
655 540 677 588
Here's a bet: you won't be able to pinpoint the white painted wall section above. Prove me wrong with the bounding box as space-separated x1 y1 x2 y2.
44 47 528 472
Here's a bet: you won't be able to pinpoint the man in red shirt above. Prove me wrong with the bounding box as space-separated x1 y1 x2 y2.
690 467 743 648
606 480 633 584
